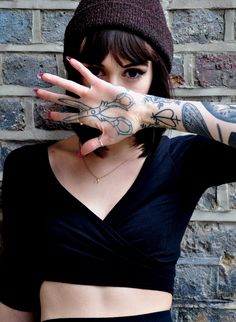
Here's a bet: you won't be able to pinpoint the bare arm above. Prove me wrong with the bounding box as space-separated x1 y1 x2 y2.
141 96 236 147
0 303 36 322
34 58 236 154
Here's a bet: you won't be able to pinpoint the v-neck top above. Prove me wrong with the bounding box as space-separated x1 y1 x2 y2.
1 134 236 312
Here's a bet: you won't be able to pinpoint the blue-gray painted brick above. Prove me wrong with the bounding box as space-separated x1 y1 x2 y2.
177 308 236 322
41 10 74 43
219 265 236 297
174 265 218 299
172 9 224 44
172 55 184 77
0 145 11 172
2 54 58 87
0 10 32 44
196 186 217 211
181 222 236 257
229 182 236 208
34 101 72 130
0 98 25 130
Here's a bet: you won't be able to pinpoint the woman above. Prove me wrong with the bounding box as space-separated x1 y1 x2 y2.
1 0 236 321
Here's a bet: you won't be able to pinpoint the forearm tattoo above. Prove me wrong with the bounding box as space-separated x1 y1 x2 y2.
143 96 181 129
58 92 134 136
182 103 214 139
203 101 236 146
203 101 236 123
144 95 236 146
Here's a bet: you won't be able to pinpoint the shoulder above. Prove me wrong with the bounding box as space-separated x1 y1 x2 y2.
160 133 215 154
2 141 56 184
156 133 227 168
2 142 56 199
4 141 55 168
6 141 49 159
156 133 197 156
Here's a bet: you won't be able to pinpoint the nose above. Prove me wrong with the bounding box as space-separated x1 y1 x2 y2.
107 75 122 87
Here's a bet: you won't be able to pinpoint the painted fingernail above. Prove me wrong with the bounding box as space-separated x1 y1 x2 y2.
47 111 51 119
33 88 39 94
66 56 72 61
37 72 44 79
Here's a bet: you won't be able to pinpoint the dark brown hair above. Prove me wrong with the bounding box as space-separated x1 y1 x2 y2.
63 29 172 157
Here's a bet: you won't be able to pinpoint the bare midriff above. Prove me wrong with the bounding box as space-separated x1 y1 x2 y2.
40 281 172 321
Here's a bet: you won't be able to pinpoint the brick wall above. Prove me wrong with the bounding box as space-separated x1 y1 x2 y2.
0 0 236 321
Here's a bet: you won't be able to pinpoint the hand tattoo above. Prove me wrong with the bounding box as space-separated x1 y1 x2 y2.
58 92 134 136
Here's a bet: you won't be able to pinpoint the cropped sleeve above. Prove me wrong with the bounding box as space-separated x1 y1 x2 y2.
170 135 236 187
0 148 41 312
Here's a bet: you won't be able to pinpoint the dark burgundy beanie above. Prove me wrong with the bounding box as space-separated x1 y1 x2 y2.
64 0 173 72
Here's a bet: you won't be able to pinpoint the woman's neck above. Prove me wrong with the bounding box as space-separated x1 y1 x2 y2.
98 136 142 160
65 135 143 161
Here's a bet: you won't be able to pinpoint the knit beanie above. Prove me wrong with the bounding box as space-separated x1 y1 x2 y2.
64 0 173 72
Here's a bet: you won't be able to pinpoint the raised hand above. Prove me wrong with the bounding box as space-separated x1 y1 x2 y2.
35 58 143 155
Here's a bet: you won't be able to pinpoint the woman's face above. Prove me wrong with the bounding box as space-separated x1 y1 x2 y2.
82 52 153 94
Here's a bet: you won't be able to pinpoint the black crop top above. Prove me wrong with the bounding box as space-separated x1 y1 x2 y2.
1 134 236 312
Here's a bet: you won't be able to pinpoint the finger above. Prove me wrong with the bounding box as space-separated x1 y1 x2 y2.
67 58 100 87
48 112 81 123
38 73 89 97
80 137 104 156
80 133 117 155
48 111 100 130
35 89 81 108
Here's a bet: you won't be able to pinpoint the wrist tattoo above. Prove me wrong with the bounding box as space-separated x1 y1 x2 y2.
144 95 181 107
144 95 181 129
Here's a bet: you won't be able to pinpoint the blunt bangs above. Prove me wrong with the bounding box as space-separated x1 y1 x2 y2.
79 29 159 67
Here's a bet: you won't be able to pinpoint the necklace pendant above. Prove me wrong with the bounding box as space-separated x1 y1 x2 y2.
80 147 134 185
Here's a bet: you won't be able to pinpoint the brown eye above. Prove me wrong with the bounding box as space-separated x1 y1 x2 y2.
87 66 103 77
126 69 145 79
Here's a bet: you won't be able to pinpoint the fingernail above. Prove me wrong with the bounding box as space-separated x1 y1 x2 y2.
66 56 72 61
37 72 44 79
33 88 39 94
47 111 51 119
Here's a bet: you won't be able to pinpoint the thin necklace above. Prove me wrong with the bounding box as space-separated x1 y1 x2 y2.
80 152 135 184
